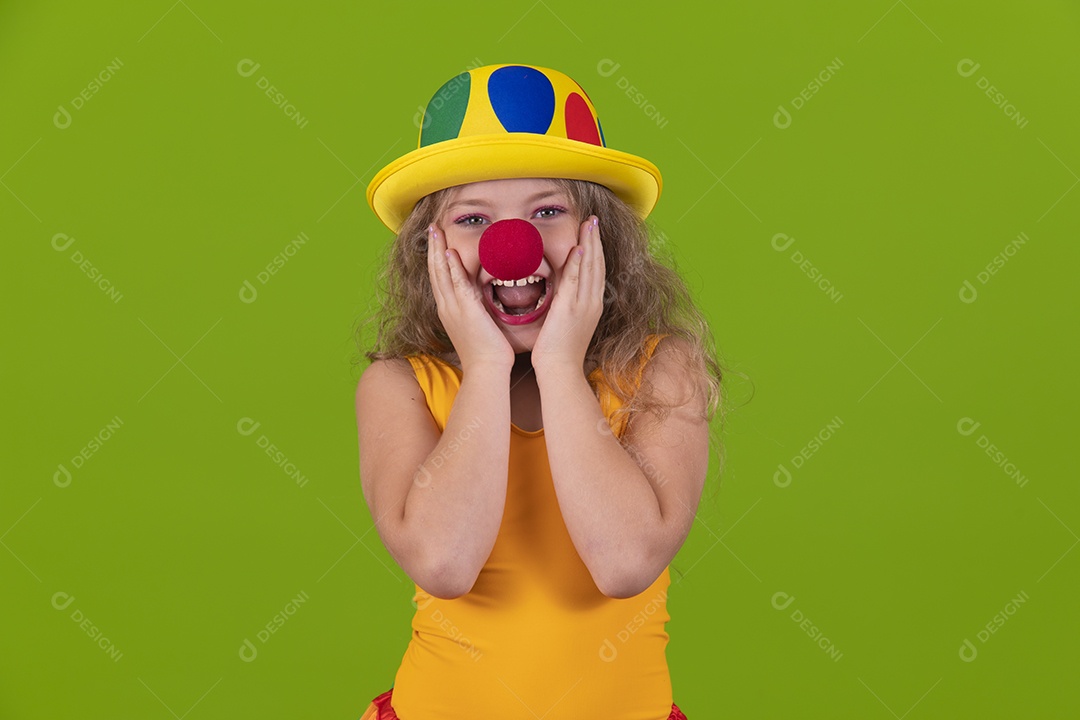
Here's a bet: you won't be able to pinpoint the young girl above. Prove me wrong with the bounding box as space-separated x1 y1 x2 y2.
355 63 724 720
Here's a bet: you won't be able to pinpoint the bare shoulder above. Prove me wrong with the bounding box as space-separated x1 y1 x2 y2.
356 356 422 403
355 357 435 444
355 357 440 517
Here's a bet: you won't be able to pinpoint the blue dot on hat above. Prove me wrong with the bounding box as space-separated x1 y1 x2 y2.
488 66 555 134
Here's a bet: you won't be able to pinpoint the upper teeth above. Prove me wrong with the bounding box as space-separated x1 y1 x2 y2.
492 275 543 286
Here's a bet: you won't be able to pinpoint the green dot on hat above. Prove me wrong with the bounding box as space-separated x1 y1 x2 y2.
419 72 471 148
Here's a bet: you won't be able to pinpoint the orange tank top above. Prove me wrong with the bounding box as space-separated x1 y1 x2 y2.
391 334 674 720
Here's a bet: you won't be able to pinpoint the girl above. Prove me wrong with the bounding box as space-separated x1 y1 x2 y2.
355 63 724 720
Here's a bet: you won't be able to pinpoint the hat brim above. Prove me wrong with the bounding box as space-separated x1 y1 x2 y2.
366 134 662 234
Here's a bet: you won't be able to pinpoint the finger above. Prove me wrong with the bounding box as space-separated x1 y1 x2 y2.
582 215 599 304
443 238 469 297
566 227 585 304
430 225 455 311
578 215 597 304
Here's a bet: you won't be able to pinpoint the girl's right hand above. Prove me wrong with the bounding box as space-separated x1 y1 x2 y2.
427 224 515 372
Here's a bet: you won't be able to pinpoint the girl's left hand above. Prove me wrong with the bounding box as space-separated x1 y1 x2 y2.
531 215 605 374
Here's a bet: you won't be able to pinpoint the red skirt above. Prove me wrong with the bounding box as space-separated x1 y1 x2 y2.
359 687 687 719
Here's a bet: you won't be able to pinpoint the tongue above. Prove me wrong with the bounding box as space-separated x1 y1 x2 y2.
494 282 542 310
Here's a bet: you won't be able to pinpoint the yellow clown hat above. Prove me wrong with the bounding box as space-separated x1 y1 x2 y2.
366 63 663 233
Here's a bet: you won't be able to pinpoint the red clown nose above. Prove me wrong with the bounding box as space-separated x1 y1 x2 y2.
478 219 544 281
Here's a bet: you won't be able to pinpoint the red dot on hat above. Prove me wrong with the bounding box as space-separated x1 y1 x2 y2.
565 92 602 146
478 219 544 281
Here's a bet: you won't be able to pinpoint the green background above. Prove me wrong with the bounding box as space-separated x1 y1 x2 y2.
2 1 1077 717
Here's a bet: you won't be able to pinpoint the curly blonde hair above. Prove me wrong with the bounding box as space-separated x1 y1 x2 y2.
351 179 731 509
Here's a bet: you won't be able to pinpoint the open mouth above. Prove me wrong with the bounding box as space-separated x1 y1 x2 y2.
484 275 550 325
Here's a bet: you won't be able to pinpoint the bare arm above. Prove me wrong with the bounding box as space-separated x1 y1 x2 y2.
356 357 512 598
534 337 710 598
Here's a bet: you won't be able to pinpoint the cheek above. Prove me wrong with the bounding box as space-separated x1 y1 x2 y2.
541 228 581 267
445 233 480 268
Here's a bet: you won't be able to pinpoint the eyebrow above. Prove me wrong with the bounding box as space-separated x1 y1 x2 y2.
444 189 567 213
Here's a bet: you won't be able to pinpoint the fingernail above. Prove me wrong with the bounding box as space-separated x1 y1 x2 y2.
577 247 584 256
592 216 599 228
